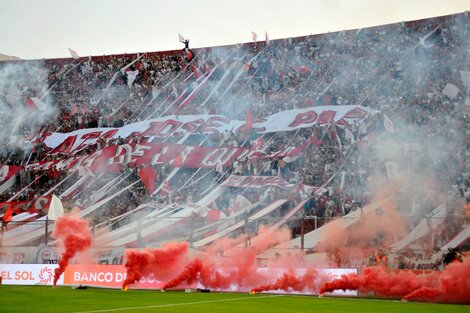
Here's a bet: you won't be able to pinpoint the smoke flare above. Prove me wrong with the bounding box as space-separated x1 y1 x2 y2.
319 259 470 303
251 269 318 293
122 241 189 289
52 216 92 286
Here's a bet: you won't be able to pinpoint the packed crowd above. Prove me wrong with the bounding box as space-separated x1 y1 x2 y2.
1 13 469 256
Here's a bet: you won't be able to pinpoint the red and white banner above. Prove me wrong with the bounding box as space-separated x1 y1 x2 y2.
221 175 295 189
0 165 23 183
37 106 372 154
27 143 253 173
0 196 52 216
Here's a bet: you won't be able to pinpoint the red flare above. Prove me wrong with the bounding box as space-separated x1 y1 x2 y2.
52 216 92 286
162 258 203 290
251 269 318 293
122 242 189 290
320 259 470 303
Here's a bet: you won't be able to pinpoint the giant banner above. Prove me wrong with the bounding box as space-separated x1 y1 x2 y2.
0 165 23 183
38 105 372 154
26 143 252 173
0 195 52 216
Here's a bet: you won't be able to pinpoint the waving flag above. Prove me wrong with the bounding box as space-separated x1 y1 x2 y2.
139 166 158 193
265 30 270 46
126 70 139 88
2 205 13 225
68 48 80 59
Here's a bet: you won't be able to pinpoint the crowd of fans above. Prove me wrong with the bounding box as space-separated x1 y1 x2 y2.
1 12 469 265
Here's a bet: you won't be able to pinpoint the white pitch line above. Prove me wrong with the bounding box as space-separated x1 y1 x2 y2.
72 294 282 313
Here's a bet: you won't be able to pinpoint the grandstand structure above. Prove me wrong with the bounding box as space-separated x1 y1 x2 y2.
0 12 469 271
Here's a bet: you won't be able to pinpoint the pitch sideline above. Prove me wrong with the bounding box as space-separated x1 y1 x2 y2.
73 294 283 313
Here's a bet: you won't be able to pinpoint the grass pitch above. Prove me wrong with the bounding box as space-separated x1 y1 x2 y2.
0 285 469 313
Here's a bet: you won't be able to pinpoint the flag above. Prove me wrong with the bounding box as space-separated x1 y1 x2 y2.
460 70 470 92
139 166 159 193
68 48 80 59
344 128 355 144
172 84 178 97
126 70 139 88
161 179 171 196
251 31 258 42
24 97 47 112
244 111 254 130
251 136 263 150
309 128 323 146
442 83 459 99
48 194 64 220
2 205 13 224
383 114 395 133
265 30 270 46
215 161 224 173
190 65 201 79
287 141 309 157
178 33 185 43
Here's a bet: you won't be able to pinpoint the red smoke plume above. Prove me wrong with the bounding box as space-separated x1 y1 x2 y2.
122 242 189 289
251 269 318 293
52 216 92 286
319 259 470 303
162 227 299 291
162 258 203 289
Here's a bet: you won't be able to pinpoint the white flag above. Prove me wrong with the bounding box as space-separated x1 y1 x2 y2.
442 83 459 99
383 114 395 133
178 33 185 43
215 161 223 173
30 97 47 111
126 70 139 88
68 48 80 59
251 31 258 42
460 70 470 92
48 194 64 220
265 30 270 46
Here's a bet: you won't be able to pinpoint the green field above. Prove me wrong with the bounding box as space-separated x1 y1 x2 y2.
0 286 469 313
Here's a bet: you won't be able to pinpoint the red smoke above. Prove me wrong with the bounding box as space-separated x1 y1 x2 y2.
251 269 318 293
162 227 299 291
319 259 470 303
52 216 92 286
122 242 189 289
162 258 203 289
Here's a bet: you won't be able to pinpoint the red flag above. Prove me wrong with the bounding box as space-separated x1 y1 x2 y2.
251 136 263 150
138 166 158 193
2 205 13 225
161 179 171 197
244 111 254 130
287 141 309 157
24 98 47 112
309 128 323 146
172 154 184 167
190 65 201 79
